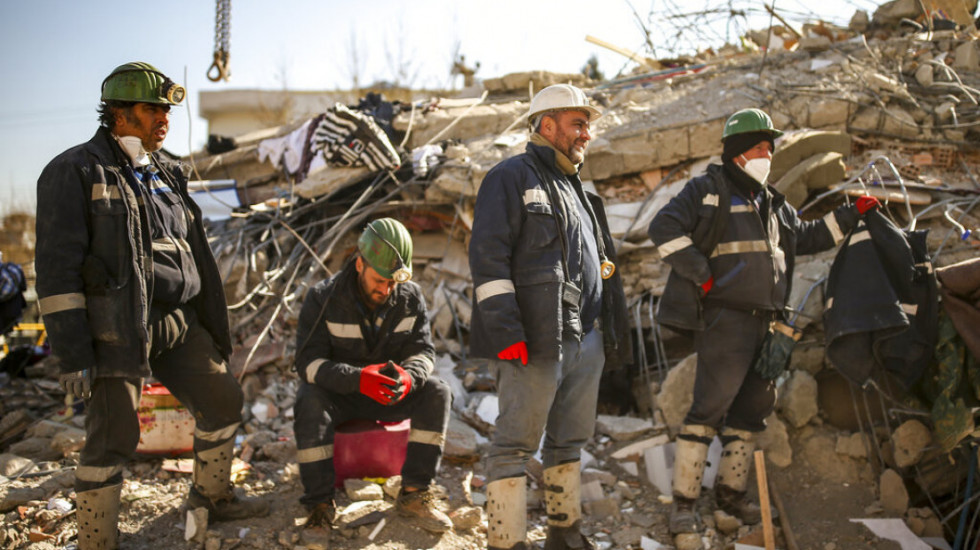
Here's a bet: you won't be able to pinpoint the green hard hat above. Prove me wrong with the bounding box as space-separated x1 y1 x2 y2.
722 108 783 141
101 62 185 105
357 218 413 282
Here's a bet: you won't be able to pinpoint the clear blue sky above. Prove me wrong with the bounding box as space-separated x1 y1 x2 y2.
0 0 877 212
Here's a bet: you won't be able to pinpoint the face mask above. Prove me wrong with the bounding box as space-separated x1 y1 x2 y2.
115 135 150 166
739 154 771 185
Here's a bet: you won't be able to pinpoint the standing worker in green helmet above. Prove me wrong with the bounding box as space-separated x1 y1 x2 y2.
292 217 453 547
648 108 880 535
35 62 269 549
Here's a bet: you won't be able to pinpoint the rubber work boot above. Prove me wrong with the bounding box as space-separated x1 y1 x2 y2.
669 424 715 534
543 462 594 549
299 501 335 550
716 427 764 525
487 476 528 550
188 440 270 521
395 486 453 533
75 483 122 550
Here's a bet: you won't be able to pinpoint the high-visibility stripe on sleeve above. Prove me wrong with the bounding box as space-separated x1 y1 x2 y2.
297 444 333 463
327 322 363 339
902 303 918 315
305 359 326 384
394 316 416 333
523 189 550 206
403 353 434 374
826 297 834 310
849 229 871 245
475 279 515 303
657 236 694 258
702 194 719 207
710 240 768 257
195 422 241 443
76 464 124 483
39 293 86 315
408 428 445 447
916 261 934 273
824 212 844 244
730 204 754 213
91 183 122 201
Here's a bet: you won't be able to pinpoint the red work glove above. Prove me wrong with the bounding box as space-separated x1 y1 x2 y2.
387 361 413 404
497 341 528 366
856 195 880 215
700 276 714 296
359 363 399 405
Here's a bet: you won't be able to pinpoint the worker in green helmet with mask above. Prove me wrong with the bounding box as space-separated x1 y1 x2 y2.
648 108 880 536
292 217 453 546
35 62 269 550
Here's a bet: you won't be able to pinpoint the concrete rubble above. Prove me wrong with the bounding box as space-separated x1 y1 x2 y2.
3 1 980 548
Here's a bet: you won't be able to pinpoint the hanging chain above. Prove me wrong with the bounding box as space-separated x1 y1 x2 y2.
207 0 231 82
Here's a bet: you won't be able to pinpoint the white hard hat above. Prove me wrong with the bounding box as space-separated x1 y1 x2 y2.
527 84 601 122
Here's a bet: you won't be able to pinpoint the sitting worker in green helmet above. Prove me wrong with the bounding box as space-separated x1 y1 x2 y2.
35 61 269 550
648 108 880 535
292 217 454 546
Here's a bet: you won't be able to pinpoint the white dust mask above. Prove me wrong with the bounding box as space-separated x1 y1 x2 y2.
115 135 151 166
739 154 771 185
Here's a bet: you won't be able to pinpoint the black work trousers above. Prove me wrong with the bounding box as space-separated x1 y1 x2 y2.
685 304 776 433
75 304 243 492
294 376 452 508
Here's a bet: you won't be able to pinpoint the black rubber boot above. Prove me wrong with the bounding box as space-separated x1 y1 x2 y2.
669 496 699 534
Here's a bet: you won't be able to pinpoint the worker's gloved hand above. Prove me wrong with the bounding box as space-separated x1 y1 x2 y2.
384 361 413 404
59 368 91 400
700 276 714 296
497 341 528 366
359 363 399 405
856 195 880 215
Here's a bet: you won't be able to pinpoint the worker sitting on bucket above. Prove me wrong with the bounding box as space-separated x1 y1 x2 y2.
293 217 453 545
35 61 269 550
648 108 880 535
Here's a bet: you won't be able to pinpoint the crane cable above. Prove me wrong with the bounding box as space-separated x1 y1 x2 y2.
207 0 231 82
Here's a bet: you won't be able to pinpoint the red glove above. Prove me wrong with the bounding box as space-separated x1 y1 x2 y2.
388 362 413 404
497 341 528 366
856 195 880 215
359 363 399 405
700 276 714 296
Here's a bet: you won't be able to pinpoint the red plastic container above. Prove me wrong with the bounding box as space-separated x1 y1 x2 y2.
332 418 409 486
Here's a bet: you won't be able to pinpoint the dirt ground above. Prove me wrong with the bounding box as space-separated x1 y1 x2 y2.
4 422 916 550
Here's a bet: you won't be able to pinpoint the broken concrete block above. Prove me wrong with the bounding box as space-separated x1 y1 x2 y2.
770 130 850 183
50 426 86 457
758 413 792 467
953 40 980 71
0 453 35 477
344 479 383 501
688 119 726 160
879 468 909 516
184 507 209 543
799 34 832 51
713 509 742 534
849 10 870 32
777 370 819 428
580 479 605 502
449 506 483 530
8 437 61 462
808 98 851 129
906 507 944 537
444 416 479 461
891 419 932 468
595 414 655 441
656 353 697 433
801 431 864 484
774 152 846 208
914 64 935 87
836 432 869 459
585 496 621 519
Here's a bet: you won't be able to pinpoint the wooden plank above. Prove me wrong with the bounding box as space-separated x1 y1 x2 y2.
754 450 776 550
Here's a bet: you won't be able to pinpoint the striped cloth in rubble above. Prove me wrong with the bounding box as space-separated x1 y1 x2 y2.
312 103 401 172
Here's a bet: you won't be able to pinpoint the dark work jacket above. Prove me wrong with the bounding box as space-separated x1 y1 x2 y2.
35 127 231 377
824 211 938 388
294 260 436 394
468 142 632 370
649 163 860 331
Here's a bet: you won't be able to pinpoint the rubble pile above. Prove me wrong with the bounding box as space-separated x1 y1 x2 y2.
3 1 980 548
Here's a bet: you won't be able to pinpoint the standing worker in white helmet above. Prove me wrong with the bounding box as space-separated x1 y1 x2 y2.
648 108 880 535
35 62 269 550
469 84 632 550
292 217 454 547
